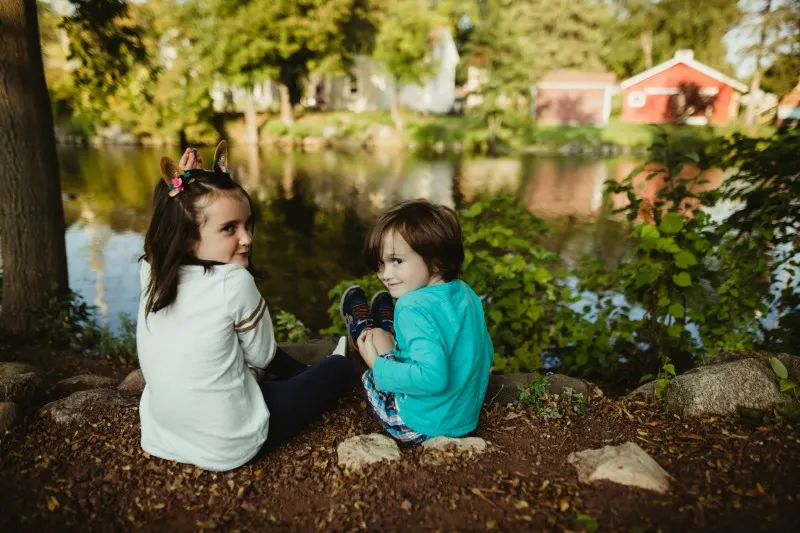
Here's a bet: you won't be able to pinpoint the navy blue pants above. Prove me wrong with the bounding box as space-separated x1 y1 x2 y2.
258 348 352 450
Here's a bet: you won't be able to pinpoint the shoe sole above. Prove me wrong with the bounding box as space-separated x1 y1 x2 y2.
340 285 364 351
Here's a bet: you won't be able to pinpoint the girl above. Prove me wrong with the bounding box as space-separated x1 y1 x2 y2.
137 141 351 471
339 199 494 443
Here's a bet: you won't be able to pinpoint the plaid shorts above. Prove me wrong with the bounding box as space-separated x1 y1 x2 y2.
362 355 428 444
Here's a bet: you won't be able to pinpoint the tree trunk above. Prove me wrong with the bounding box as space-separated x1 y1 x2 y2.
641 28 653 69
745 0 773 127
278 83 295 127
0 0 69 336
390 81 403 131
242 87 259 144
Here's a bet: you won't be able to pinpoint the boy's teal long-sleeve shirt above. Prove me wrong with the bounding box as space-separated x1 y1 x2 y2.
372 280 494 437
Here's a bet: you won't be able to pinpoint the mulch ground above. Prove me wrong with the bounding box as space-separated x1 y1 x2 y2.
1 381 799 532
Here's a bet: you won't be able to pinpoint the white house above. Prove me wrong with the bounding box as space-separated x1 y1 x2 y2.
323 27 460 114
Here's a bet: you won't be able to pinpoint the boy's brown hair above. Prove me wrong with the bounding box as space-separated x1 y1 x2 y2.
363 199 464 282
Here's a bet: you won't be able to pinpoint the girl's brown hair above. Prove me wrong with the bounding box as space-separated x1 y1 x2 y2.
140 142 257 318
363 199 464 282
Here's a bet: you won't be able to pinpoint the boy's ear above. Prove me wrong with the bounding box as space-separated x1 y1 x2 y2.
214 140 229 172
160 157 181 197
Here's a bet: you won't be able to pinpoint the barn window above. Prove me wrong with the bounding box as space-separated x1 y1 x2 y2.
628 91 646 108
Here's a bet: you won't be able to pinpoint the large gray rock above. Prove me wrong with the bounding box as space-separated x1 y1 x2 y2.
486 373 591 405
49 374 119 400
0 362 37 379
41 388 137 426
568 441 670 494
665 358 790 417
337 434 401 471
422 436 488 455
0 402 21 432
118 369 145 393
0 372 44 405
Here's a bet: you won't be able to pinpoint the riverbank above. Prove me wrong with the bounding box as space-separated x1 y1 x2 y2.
56 112 774 157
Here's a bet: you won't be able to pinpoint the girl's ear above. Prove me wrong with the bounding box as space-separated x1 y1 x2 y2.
160 157 182 197
214 140 229 172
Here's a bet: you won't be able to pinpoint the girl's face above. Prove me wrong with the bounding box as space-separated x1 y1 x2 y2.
377 230 441 298
193 193 252 267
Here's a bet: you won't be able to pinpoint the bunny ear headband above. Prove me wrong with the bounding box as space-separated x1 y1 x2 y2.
160 141 231 197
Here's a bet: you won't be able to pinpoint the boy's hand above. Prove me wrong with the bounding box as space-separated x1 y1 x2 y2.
370 328 395 355
357 329 379 369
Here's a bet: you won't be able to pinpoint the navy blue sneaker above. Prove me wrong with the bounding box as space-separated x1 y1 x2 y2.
370 291 395 336
340 286 375 351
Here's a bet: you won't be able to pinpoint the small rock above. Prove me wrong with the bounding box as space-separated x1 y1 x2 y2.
337 433 401 471
41 388 137 426
0 362 37 379
50 374 119 400
400 499 412 512
547 374 591 396
627 381 656 403
0 402 21 431
278 341 336 366
0 372 44 404
422 436 488 455
118 369 145 393
568 441 670 494
665 358 790 417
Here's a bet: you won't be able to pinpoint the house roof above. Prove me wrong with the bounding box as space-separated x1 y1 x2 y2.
620 51 747 93
539 71 617 85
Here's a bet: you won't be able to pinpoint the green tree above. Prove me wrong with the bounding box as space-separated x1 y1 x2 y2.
607 0 742 78
468 0 611 115
60 0 146 127
739 0 800 124
195 0 380 133
761 51 800 97
373 0 442 130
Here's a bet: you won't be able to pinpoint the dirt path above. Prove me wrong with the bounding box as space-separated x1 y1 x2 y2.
1 391 798 532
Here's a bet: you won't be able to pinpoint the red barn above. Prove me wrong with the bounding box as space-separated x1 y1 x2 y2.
620 50 747 125
534 71 617 126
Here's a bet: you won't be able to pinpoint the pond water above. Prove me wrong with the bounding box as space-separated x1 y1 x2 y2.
59 146 660 334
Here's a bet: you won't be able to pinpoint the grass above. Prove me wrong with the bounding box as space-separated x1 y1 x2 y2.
223 110 775 155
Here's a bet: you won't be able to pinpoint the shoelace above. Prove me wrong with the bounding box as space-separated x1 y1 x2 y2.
350 302 371 321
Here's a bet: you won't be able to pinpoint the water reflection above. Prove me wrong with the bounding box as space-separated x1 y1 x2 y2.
58 146 644 333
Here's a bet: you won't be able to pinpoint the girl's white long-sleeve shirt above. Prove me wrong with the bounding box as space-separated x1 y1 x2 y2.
136 261 276 471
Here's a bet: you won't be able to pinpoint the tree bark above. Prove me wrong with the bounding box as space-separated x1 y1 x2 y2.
641 28 653 69
745 0 773 126
278 83 295 127
0 0 69 336
242 87 259 144
390 80 403 131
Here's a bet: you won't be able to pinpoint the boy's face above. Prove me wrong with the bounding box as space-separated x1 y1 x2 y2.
377 230 441 298
193 193 252 267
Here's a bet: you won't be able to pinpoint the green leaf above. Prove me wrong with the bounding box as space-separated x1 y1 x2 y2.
659 212 685 234
533 267 553 284
576 513 599 533
667 324 683 338
672 272 691 287
770 357 789 380
663 363 676 376
673 250 698 269
640 224 660 244
668 302 685 318
489 310 503 324
779 378 796 393
657 296 671 308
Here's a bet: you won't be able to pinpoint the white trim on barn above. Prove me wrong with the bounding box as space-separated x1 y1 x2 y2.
620 50 747 93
